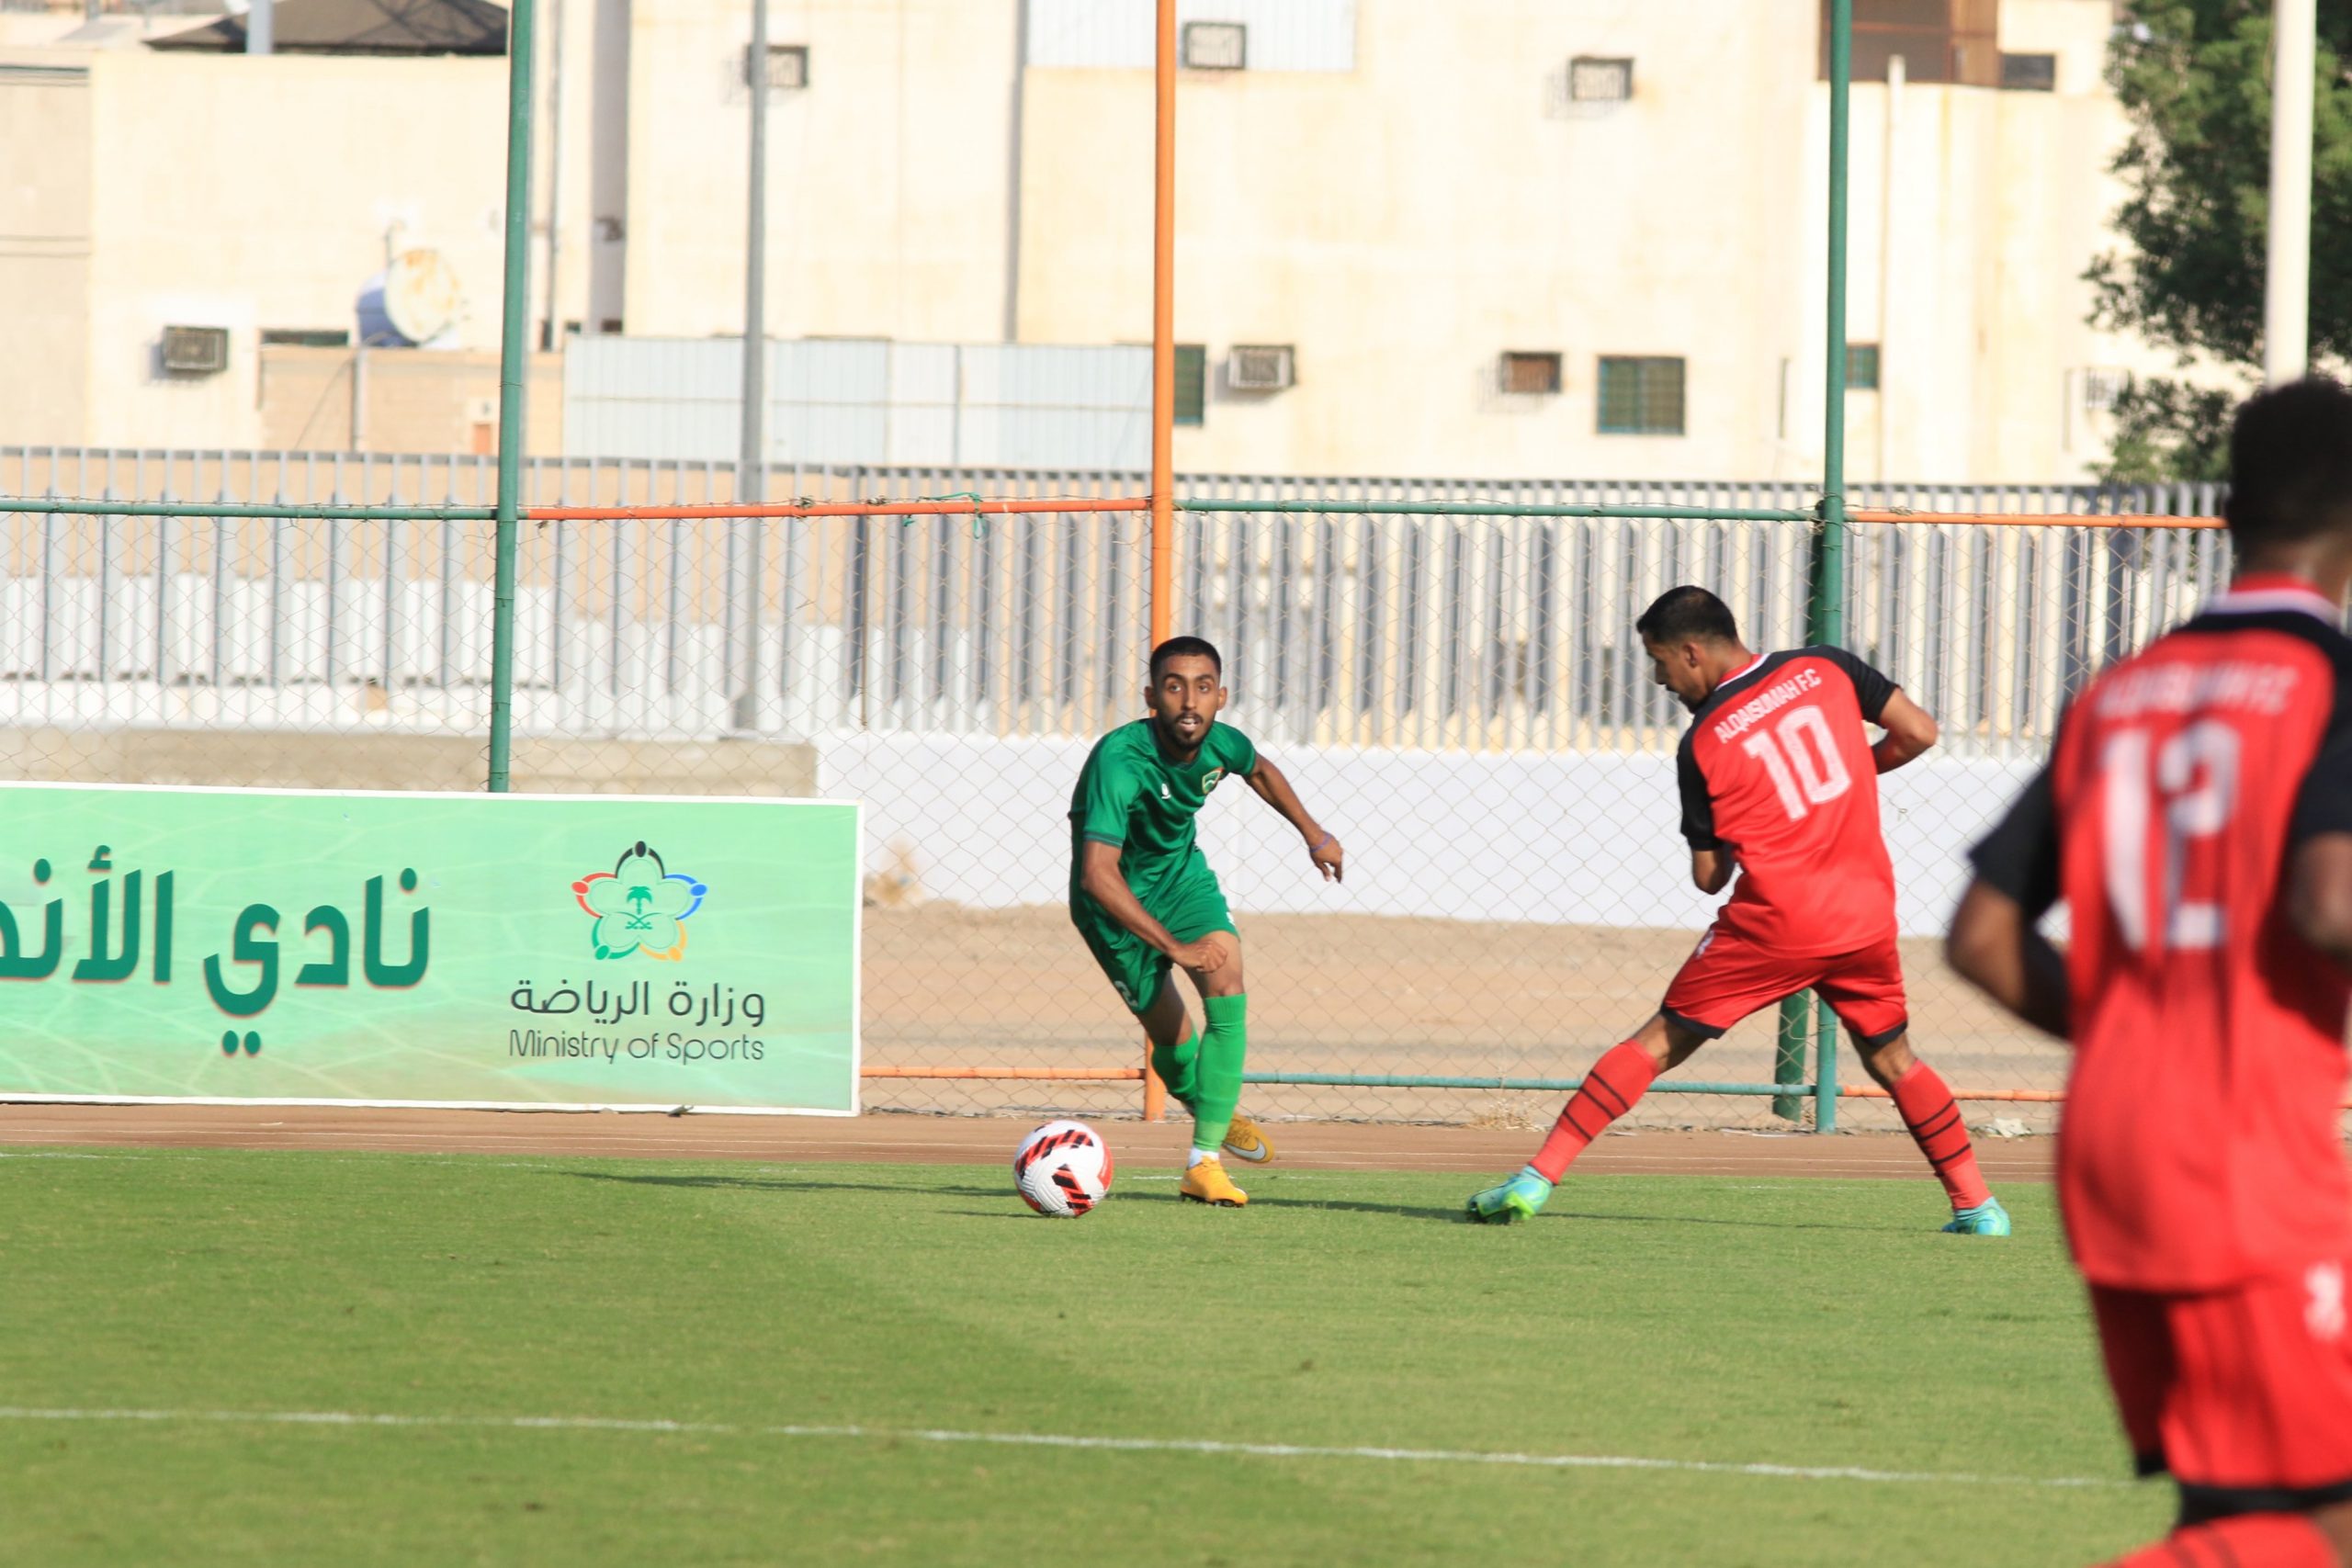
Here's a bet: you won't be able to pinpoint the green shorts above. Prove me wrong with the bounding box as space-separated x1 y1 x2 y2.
1069 861 1238 1015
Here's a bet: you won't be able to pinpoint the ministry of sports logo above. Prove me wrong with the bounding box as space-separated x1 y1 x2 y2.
571 840 708 962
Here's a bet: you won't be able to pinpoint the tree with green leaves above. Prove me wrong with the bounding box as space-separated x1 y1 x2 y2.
2089 0 2352 481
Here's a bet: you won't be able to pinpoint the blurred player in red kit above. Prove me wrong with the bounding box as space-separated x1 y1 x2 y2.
1951 378 2352 1567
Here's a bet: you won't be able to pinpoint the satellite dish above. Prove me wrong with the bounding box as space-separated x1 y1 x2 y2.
356 249 462 347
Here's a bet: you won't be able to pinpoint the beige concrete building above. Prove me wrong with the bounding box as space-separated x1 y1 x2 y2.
3 0 2185 481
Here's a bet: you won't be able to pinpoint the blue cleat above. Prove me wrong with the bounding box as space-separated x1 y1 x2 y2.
1942 1196 2011 1236
1466 1166 1555 1225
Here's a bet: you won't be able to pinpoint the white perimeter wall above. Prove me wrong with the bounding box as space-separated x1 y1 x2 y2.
820 733 2040 939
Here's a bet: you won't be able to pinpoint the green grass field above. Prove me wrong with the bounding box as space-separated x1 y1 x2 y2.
1 1146 2165 1566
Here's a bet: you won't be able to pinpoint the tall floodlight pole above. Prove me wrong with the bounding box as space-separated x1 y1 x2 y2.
2267 0 2315 384
734 0 771 731
1149 0 1175 654
487 0 537 792
1778 0 1854 1127
1142 0 1177 1123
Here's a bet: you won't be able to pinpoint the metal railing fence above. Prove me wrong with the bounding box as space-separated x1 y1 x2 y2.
0 450 2227 1128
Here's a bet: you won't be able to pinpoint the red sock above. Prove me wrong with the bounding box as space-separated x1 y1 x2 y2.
1530 1042 1659 1182
2099 1513 2337 1567
1887 1060 1991 1212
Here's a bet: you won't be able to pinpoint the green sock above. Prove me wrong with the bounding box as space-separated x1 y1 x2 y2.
1190 993 1248 1154
1151 1030 1201 1107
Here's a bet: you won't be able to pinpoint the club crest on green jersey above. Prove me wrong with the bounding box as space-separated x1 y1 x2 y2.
1202 768 1227 793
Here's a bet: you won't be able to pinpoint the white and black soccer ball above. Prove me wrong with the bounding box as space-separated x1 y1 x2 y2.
1012 1120 1115 1217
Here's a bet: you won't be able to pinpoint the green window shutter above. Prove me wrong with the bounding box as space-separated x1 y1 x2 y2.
1174 344 1206 426
1598 355 1685 434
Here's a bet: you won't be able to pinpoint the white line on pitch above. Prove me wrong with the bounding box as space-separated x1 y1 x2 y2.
0 1407 2128 1490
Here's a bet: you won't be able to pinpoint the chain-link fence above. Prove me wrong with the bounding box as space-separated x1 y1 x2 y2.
0 448 2227 1128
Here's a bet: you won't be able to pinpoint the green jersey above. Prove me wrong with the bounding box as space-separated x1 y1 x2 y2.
1068 719 1259 907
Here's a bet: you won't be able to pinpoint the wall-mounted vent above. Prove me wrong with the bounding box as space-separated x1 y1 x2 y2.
161 325 230 375
1228 344 1295 391
2000 51 2056 92
1182 21 1246 71
743 43 808 90
1569 56 1634 102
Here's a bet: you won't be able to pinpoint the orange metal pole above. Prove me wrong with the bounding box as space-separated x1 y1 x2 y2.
1149 0 1176 649
1140 0 1178 1125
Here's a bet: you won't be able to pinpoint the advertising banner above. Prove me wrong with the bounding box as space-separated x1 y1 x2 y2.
0 786 861 1114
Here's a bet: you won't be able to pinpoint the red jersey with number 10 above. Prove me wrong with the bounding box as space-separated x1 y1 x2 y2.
1969 578 2352 1292
1677 647 1902 958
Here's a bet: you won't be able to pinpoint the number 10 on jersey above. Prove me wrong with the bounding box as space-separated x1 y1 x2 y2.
1742 706 1854 822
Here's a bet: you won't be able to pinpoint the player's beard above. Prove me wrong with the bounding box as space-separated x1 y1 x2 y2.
1151 712 1208 761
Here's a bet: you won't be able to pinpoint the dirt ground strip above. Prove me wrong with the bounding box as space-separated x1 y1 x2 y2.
0 1104 2057 1183
855 904 2069 1131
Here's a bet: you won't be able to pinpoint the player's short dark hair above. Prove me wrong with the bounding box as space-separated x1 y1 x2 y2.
1149 636 1223 682
2224 376 2352 548
1635 586 1740 647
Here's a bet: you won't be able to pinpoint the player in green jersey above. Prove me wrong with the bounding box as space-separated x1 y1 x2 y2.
1069 636 1345 1207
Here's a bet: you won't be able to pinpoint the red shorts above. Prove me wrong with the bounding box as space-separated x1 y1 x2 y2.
1659 924 1907 1048
2092 1265 2352 1517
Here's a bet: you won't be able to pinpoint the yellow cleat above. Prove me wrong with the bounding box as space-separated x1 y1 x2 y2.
1220 1111 1275 1165
1180 1155 1250 1207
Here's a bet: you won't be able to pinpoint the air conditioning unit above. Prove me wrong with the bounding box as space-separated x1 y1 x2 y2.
161 325 230 375
1227 344 1295 392
743 42 808 91
1182 20 1246 71
1569 55 1634 103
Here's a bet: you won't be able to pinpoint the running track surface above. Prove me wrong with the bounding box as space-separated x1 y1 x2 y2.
0 1105 2056 1181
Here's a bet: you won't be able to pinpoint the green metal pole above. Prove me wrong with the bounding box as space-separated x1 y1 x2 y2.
1781 0 1855 1124
1816 0 1852 643
1770 1002 1808 1121
486 0 536 793
1813 992 1838 1132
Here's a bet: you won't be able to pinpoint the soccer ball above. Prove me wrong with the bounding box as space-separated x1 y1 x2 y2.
1012 1120 1115 1217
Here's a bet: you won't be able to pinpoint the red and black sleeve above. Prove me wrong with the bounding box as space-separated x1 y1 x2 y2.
2290 650 2352 850
1815 645 1899 724
1677 732 1721 851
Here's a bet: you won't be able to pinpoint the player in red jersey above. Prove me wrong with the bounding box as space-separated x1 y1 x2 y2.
1950 378 2352 1568
1466 585 2008 1233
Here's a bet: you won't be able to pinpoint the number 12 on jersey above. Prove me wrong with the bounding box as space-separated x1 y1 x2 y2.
1741 706 1854 822
2099 720 2239 953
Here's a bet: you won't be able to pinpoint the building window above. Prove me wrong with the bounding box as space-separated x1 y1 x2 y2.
1181 21 1246 71
1568 56 1633 103
1597 355 1685 435
1174 344 1206 425
1824 0 1998 87
1844 344 1881 390
1999 51 2056 92
261 328 351 348
742 43 809 91
2083 367 2131 412
1499 351 1563 396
